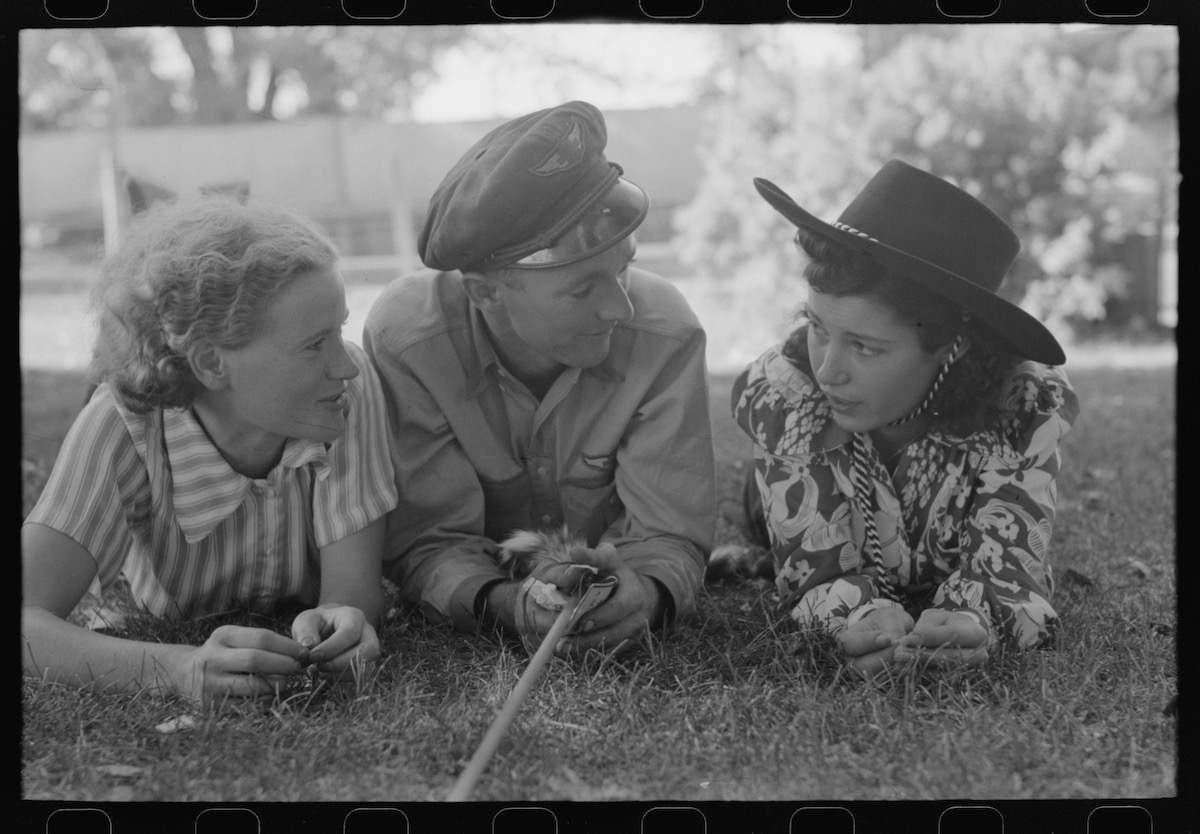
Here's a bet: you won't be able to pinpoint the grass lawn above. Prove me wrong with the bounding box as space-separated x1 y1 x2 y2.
20 357 1177 809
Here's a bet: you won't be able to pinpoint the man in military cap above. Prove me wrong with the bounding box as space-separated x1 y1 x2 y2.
364 101 716 653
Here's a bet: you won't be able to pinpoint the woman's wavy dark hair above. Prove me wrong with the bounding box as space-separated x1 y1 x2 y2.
89 196 338 413
782 227 1020 436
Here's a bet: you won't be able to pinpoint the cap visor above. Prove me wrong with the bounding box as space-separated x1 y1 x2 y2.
510 178 649 269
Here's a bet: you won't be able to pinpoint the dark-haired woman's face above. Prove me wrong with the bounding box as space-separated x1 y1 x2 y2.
805 290 953 434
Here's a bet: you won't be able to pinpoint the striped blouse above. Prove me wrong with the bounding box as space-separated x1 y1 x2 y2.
25 342 398 619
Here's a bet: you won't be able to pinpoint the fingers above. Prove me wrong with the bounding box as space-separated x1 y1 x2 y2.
840 608 992 678
535 562 592 594
558 613 642 654
565 542 622 573
207 647 308 677
869 607 916 633
892 643 989 667
209 625 309 661
843 641 903 679
838 628 897 658
296 609 363 665
188 657 298 704
900 624 983 650
290 609 328 655
189 626 311 703
556 576 655 654
513 579 565 635
899 611 988 652
569 571 644 636
200 673 286 702
313 626 381 677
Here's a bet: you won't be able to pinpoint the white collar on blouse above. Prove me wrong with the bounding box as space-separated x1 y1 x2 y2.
163 405 331 542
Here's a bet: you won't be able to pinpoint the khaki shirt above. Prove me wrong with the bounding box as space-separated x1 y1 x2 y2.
364 268 716 631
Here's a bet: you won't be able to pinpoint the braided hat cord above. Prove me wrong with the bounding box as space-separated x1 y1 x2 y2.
850 334 964 596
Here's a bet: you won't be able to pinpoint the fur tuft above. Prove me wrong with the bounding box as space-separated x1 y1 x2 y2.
496 524 587 580
704 544 776 584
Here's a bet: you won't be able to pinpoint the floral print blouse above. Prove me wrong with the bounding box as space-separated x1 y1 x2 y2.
732 334 1080 649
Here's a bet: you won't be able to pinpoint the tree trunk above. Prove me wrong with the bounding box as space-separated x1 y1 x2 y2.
175 27 250 124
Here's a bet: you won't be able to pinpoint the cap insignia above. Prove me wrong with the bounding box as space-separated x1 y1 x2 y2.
531 119 586 177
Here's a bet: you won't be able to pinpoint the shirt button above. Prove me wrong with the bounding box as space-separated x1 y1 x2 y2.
536 467 547 477
542 515 552 524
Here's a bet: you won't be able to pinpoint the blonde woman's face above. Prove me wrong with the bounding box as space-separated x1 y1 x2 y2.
216 266 358 449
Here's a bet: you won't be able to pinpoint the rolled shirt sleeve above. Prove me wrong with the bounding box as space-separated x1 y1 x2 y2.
364 329 507 629
606 321 715 623
312 342 399 546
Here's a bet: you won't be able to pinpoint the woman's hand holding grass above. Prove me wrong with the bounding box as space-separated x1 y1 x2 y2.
837 606 915 678
291 604 381 679
174 624 309 703
892 609 989 669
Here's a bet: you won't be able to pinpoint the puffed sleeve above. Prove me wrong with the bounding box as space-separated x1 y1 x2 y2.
931 364 1080 647
311 342 399 546
23 387 147 593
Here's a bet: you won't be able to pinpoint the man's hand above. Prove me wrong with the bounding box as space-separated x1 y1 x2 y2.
481 556 593 640
291 604 381 680
836 606 915 679
892 609 989 669
481 543 666 656
553 543 663 655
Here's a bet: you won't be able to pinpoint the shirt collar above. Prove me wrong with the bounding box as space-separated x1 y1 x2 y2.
464 304 501 398
164 406 331 542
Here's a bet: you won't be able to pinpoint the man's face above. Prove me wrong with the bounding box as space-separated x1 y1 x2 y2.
491 235 638 370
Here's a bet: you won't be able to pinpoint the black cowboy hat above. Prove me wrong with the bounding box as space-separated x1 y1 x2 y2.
754 160 1066 366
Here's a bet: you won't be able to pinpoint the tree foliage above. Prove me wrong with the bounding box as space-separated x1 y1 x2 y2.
674 25 1177 335
19 26 470 130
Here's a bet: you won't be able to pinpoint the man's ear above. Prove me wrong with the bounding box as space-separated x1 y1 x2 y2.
187 341 229 390
461 270 504 310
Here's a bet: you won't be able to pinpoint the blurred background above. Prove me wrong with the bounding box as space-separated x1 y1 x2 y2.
19 23 1177 375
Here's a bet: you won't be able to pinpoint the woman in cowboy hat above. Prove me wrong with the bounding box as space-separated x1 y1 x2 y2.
732 160 1080 679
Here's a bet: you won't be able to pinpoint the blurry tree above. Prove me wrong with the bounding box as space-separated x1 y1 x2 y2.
675 24 1177 339
19 30 178 131
19 26 470 130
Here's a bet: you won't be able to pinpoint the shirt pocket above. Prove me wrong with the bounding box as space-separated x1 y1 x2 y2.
559 472 621 545
478 470 534 543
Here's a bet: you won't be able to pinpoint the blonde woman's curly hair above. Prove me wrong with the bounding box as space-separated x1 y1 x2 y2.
90 196 338 413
